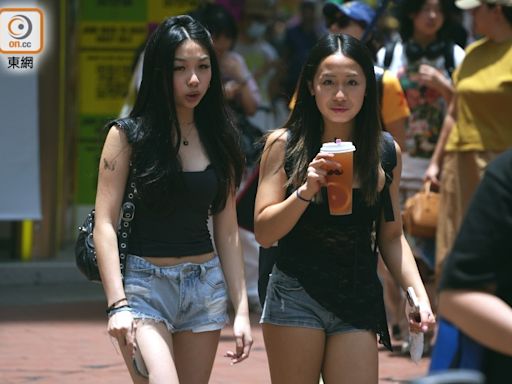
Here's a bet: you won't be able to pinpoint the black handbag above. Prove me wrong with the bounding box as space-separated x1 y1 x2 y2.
75 168 136 282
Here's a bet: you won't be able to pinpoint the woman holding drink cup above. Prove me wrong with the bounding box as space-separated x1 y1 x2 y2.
254 33 435 383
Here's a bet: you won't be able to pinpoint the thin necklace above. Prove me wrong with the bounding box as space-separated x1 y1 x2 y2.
181 121 195 146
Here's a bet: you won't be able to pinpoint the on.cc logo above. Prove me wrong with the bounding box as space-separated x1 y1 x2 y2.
8 14 33 40
0 8 43 54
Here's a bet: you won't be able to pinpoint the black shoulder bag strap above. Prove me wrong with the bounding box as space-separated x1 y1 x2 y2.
118 166 136 278
111 117 139 278
443 41 455 78
383 39 397 69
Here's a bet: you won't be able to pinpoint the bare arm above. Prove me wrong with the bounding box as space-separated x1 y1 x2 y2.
94 125 131 306
378 142 435 331
254 130 339 248
439 290 512 356
213 190 253 363
222 53 260 116
93 125 136 350
424 94 457 187
416 64 454 102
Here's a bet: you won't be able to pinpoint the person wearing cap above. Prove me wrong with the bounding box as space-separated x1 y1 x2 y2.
425 0 512 281
323 0 410 151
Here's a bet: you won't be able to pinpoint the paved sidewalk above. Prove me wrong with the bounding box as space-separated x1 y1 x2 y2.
0 280 430 383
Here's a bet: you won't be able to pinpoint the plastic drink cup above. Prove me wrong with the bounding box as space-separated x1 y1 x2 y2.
320 140 356 215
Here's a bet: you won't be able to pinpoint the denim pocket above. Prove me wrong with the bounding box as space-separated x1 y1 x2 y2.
272 270 303 292
204 265 225 288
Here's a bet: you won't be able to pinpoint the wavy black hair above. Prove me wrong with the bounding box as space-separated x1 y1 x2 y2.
127 15 244 213
284 33 382 205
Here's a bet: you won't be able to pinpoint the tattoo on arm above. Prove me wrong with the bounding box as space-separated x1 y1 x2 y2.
103 158 116 171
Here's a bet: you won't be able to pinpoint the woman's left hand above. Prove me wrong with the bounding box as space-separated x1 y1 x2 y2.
406 301 436 334
224 313 253 364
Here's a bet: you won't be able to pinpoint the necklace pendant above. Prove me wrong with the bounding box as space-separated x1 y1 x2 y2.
183 140 189 146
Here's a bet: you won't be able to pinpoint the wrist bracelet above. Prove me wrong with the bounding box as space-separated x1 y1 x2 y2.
107 304 131 317
296 189 311 203
107 297 127 312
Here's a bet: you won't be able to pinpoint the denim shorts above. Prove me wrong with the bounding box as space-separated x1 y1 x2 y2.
124 254 228 333
260 266 360 335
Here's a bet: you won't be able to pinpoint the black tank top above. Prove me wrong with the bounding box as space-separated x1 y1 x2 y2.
129 165 218 257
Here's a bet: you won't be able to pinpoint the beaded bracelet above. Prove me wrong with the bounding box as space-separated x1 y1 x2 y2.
107 304 132 318
296 189 312 203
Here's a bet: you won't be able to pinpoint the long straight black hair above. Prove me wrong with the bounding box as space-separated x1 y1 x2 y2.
128 15 244 213
284 33 382 205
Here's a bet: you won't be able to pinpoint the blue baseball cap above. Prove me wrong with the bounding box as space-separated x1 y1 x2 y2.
323 1 375 27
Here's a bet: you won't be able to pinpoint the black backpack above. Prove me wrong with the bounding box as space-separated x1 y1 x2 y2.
382 39 455 78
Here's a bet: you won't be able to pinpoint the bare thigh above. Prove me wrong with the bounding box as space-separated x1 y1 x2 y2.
136 319 180 384
322 330 378 384
117 334 148 384
173 330 221 384
263 324 325 384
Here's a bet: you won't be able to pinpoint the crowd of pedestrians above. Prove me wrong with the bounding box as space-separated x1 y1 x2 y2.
94 1 512 382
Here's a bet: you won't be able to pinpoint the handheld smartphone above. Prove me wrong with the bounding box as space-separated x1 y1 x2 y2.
406 287 421 322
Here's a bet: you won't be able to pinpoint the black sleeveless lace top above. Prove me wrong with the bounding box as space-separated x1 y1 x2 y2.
277 133 396 351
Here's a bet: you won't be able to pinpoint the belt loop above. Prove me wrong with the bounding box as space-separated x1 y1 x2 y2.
200 264 206 281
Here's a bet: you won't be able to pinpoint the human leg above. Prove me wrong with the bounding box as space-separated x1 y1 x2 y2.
321 330 378 384
263 324 325 384
132 319 179 384
172 330 221 384
117 334 148 384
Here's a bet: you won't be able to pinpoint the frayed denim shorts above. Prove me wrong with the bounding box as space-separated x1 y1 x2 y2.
124 254 229 333
260 266 360 335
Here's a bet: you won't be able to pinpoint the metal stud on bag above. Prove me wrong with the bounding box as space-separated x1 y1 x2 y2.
75 160 136 283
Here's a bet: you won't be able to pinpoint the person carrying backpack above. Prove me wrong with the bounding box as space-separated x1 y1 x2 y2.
376 0 465 353
323 0 411 150
254 33 435 383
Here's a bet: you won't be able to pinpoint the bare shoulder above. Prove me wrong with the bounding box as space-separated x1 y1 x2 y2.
265 128 288 148
101 124 131 172
105 123 130 145
260 128 288 172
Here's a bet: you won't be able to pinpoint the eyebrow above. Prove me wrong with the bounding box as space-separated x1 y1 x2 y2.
320 72 359 78
174 56 210 61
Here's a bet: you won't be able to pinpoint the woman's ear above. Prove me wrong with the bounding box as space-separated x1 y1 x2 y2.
308 81 314 96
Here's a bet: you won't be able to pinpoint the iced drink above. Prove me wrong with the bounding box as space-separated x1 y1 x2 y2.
320 140 356 215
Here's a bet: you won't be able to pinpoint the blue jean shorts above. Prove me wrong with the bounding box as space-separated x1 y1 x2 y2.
260 266 360 335
124 254 229 333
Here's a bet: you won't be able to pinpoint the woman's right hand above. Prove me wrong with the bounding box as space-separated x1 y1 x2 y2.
300 152 341 198
423 162 441 189
108 310 136 356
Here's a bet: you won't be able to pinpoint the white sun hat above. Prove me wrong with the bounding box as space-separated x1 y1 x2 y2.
455 0 512 10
